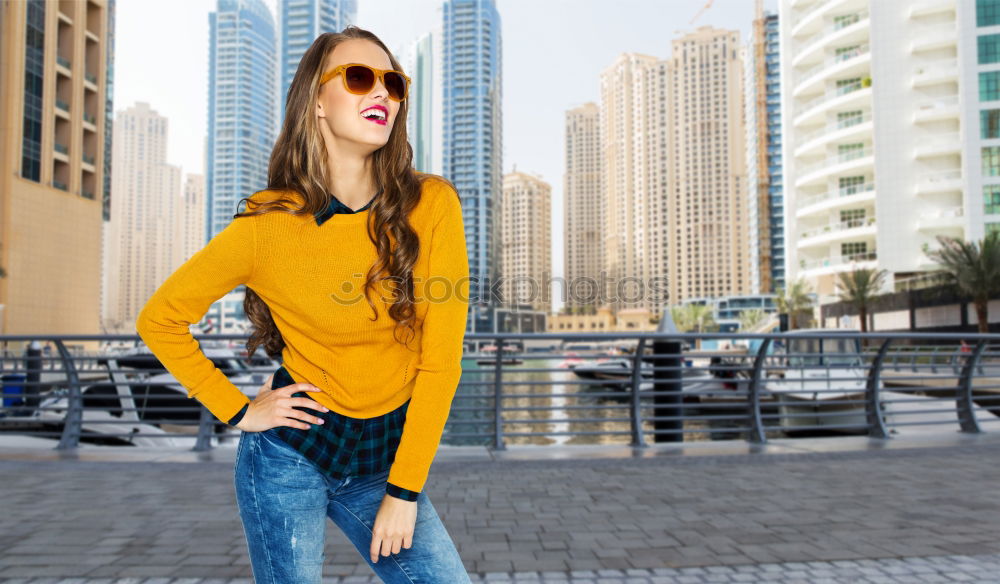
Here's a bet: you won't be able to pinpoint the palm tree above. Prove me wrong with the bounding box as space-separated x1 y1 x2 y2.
775 278 813 330
737 308 767 332
924 232 1000 334
835 267 889 333
670 303 717 348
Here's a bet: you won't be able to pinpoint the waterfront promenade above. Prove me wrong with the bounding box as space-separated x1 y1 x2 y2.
2 432 1000 583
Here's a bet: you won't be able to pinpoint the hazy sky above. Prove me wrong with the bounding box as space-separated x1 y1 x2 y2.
113 0 777 311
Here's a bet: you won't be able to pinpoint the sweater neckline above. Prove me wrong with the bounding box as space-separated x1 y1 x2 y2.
323 209 371 224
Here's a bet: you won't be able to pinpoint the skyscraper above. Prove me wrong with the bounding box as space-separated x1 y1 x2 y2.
967 0 1000 238
207 0 277 242
665 27 751 304
501 171 552 314
563 103 604 313
442 0 502 333
404 32 435 174
780 0 979 298
104 103 182 333
0 0 115 335
599 54 660 313
278 0 356 124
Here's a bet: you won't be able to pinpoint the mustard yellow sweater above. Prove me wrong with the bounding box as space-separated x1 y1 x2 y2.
135 174 470 494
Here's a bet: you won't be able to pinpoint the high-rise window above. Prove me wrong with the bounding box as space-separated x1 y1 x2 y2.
979 0 1000 27
836 77 862 96
839 175 866 194
983 110 1000 139
980 34 1000 64
841 242 868 258
984 146 1000 176
986 185 1000 214
21 0 45 182
840 208 866 227
981 71 1000 102
835 45 862 62
837 110 864 129
838 143 865 161
833 13 860 30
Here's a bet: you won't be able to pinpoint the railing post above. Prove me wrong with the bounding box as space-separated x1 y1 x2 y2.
630 338 648 448
956 340 986 434
193 406 214 451
23 341 42 416
747 338 771 444
493 337 506 451
55 340 83 449
865 338 892 439
650 336 683 443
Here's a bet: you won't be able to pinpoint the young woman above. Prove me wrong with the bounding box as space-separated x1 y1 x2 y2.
135 26 472 583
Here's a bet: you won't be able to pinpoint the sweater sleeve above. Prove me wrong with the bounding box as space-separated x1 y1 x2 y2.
134 214 257 424
386 184 470 495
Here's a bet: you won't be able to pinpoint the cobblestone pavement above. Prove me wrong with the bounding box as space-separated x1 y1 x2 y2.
2 553 1000 583
2 434 1000 581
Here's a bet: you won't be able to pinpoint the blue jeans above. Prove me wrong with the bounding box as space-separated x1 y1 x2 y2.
234 428 472 583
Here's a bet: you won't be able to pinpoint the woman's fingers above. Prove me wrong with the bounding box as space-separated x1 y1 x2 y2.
292 397 330 413
370 532 383 563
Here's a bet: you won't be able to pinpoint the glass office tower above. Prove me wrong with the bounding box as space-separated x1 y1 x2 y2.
442 0 502 334
278 0 356 124
207 0 277 241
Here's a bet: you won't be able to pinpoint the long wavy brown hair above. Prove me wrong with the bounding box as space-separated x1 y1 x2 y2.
232 26 455 361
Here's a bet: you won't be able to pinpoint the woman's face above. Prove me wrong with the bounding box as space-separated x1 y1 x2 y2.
316 39 400 155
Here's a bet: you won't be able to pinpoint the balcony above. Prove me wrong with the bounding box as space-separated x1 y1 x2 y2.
56 55 71 71
915 170 962 195
800 251 877 273
798 217 877 248
795 148 875 188
916 207 964 231
790 0 839 37
911 23 957 53
797 182 876 217
911 60 958 88
795 113 873 157
795 86 871 127
913 133 961 159
794 45 871 97
792 10 869 68
913 96 959 123
909 0 956 18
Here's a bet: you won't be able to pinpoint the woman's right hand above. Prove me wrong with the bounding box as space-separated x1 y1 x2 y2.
235 373 331 432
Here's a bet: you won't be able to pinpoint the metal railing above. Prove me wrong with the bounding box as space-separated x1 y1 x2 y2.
0 332 997 452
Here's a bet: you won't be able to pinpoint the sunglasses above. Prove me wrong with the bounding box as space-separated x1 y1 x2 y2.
319 63 410 102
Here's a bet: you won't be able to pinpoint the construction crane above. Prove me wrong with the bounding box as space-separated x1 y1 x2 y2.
689 0 715 24
691 0 764 26
750 0 772 292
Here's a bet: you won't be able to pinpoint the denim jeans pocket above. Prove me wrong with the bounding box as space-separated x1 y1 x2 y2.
255 429 324 490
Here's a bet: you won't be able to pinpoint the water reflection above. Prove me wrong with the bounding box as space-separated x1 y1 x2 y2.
444 357 766 447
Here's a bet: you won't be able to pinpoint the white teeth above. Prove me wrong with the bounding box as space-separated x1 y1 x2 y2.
362 109 386 120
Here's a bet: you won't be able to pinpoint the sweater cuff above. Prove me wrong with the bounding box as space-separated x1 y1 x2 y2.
227 402 249 427
385 481 420 501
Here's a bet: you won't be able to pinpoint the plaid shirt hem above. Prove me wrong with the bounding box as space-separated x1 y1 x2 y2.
231 365 419 500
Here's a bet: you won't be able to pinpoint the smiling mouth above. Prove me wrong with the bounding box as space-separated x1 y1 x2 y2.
361 108 388 126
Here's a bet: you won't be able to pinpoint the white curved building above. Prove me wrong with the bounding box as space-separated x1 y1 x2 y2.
779 0 981 299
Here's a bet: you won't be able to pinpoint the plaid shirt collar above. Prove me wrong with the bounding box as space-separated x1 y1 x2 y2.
314 188 382 226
